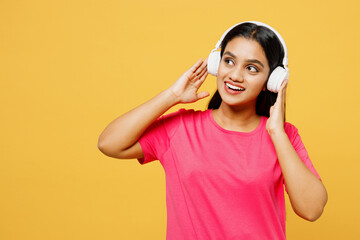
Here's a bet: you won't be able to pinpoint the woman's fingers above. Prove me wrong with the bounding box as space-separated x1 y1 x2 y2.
197 63 208 79
283 79 288 97
280 79 288 104
199 70 208 82
192 58 205 74
193 59 208 82
276 79 288 105
190 58 208 79
186 58 204 79
193 68 208 88
183 57 208 91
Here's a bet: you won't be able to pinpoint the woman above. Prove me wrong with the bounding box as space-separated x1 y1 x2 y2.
98 21 328 239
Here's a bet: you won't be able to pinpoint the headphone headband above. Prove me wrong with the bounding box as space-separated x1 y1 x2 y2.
213 21 288 67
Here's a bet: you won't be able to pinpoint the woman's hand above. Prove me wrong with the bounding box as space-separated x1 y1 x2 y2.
266 79 289 135
167 58 209 104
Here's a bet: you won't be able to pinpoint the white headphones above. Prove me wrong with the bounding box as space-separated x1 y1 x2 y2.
207 21 289 93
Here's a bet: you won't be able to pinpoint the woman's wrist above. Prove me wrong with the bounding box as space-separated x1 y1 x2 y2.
268 127 287 140
163 88 181 106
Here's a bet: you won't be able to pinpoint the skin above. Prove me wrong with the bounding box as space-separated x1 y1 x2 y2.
98 37 328 222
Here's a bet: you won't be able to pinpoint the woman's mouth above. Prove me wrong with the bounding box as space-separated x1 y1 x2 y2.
224 82 245 94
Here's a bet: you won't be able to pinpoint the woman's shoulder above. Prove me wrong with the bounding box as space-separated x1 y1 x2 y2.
284 121 299 133
283 121 302 143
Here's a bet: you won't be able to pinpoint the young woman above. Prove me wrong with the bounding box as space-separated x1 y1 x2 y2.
98 21 328 239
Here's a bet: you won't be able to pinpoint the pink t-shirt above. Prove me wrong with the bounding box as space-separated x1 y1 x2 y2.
137 108 322 240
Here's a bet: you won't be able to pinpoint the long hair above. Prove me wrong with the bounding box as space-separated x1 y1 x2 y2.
207 23 285 118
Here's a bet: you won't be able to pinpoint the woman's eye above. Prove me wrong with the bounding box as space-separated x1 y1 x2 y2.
224 59 234 65
247 66 259 72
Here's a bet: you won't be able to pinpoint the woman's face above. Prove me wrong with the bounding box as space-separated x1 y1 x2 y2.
217 37 270 108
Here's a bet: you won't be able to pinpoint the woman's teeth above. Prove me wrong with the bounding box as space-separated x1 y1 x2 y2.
225 82 245 91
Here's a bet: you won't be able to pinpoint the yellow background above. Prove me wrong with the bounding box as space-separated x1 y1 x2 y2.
1 0 359 239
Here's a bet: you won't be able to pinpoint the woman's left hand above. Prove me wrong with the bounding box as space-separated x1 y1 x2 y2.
266 79 289 135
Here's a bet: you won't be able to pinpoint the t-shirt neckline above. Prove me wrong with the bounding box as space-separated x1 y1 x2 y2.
207 109 265 135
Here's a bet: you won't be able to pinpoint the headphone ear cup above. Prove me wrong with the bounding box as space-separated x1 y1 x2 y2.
207 51 221 76
267 67 289 93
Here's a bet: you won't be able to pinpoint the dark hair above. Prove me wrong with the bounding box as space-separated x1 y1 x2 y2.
207 22 285 118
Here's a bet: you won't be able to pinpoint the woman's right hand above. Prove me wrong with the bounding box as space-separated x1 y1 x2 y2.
167 58 209 104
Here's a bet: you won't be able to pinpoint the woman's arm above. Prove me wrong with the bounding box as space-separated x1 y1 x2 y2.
266 79 328 222
97 58 209 159
97 89 178 159
269 131 327 222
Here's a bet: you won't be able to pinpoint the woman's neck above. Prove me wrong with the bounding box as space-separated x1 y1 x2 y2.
212 103 262 132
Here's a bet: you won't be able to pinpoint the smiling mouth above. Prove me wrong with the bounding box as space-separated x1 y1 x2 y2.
225 82 245 91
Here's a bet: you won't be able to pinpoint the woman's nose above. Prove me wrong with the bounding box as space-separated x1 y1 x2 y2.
228 68 244 82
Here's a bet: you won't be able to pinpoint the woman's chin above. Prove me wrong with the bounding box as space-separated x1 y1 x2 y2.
219 93 257 111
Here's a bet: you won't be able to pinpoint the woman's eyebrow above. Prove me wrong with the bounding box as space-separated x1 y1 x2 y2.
223 51 265 68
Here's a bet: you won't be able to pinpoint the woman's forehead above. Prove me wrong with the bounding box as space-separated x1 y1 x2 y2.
224 37 269 67
225 37 266 57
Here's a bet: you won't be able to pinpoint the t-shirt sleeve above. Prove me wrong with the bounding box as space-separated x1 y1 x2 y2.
283 123 322 193
137 109 183 165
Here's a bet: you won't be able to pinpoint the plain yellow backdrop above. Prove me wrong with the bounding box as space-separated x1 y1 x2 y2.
1 0 359 239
